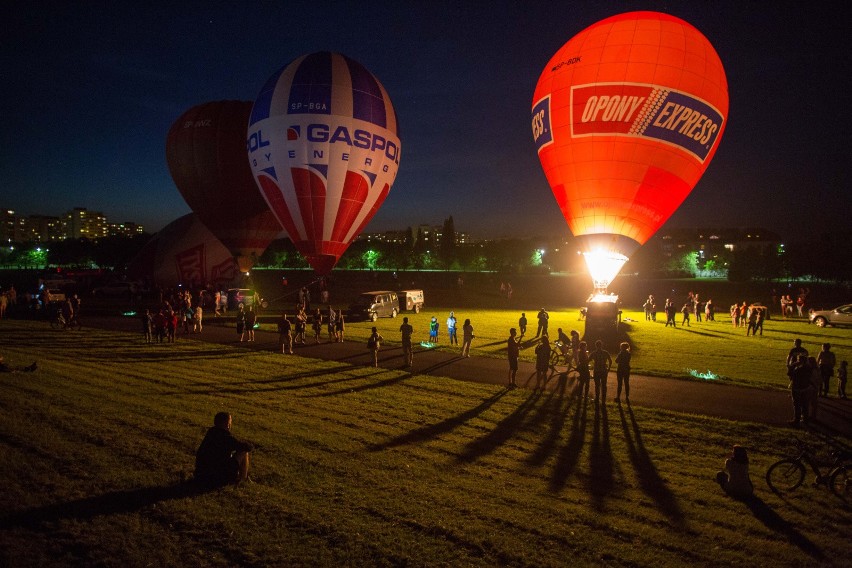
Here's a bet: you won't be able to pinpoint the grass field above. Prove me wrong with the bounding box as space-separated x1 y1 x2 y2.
260 307 852 391
1 320 850 567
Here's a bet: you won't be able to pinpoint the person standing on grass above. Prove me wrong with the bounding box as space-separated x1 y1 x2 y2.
399 317 414 368
665 300 676 327
312 309 323 343
335 312 345 343
277 312 293 354
193 305 203 333
507 328 520 387
838 360 848 399
680 303 691 327
787 354 811 426
429 316 439 344
168 309 178 343
236 304 247 342
614 342 631 403
141 308 153 343
245 306 257 342
295 308 307 344
367 326 383 367
518 312 528 338
327 307 337 342
461 318 475 357
590 340 612 403
535 308 549 338
786 338 808 369
817 343 836 397
745 308 758 336
194 412 253 488
534 336 551 390
446 311 458 345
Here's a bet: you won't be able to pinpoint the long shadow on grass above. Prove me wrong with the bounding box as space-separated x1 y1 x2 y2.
416 355 467 375
549 385 590 491
672 327 721 339
744 497 825 561
304 369 409 398
0 483 205 530
588 403 615 510
525 379 574 467
617 404 686 526
456 389 545 463
160 364 364 395
368 390 509 451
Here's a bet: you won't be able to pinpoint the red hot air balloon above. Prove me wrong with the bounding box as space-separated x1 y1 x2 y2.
532 11 728 289
166 101 283 273
247 52 401 275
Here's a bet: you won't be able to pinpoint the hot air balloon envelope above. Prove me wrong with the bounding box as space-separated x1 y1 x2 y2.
532 11 728 289
128 213 240 288
166 101 282 273
247 52 401 275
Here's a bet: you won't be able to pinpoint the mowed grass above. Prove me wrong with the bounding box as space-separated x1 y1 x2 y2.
1 320 850 567
271 307 852 390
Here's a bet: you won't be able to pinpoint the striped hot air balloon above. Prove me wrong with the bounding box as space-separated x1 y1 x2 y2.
247 52 401 275
532 12 728 290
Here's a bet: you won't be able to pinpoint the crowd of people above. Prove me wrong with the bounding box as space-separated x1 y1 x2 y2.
786 338 848 426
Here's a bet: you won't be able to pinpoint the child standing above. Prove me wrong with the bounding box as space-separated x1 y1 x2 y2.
839 360 848 399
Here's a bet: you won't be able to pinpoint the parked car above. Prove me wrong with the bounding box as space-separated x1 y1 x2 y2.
349 291 399 321
227 288 268 310
92 281 138 297
809 304 852 328
398 289 424 313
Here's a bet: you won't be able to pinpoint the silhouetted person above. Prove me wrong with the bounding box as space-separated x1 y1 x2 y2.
507 328 520 387
715 445 753 500
194 412 253 487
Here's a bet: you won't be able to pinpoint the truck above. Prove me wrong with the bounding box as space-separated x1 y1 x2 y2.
398 289 424 313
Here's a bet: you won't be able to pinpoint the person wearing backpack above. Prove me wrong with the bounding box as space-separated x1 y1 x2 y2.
367 327 383 367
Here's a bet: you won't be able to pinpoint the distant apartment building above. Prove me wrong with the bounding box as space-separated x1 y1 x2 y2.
657 227 782 260
1 210 19 243
62 207 107 240
22 215 63 242
108 221 145 238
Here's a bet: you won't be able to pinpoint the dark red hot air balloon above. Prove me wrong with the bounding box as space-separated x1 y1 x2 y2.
166 101 282 273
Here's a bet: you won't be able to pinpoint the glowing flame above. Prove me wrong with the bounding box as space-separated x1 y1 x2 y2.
582 249 628 290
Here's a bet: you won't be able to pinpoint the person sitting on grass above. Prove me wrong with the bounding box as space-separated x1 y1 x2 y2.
194 412 253 488
0 354 37 373
715 445 753 500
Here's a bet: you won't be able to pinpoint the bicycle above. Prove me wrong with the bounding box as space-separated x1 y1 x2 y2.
765 438 850 497
549 340 575 375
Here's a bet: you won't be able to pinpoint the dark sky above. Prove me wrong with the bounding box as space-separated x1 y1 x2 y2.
2 1 849 242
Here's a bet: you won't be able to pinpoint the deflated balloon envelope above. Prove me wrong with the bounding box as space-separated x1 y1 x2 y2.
532 11 728 288
246 51 402 275
166 100 282 273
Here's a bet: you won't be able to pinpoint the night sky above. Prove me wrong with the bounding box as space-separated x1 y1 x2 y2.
2 1 849 242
